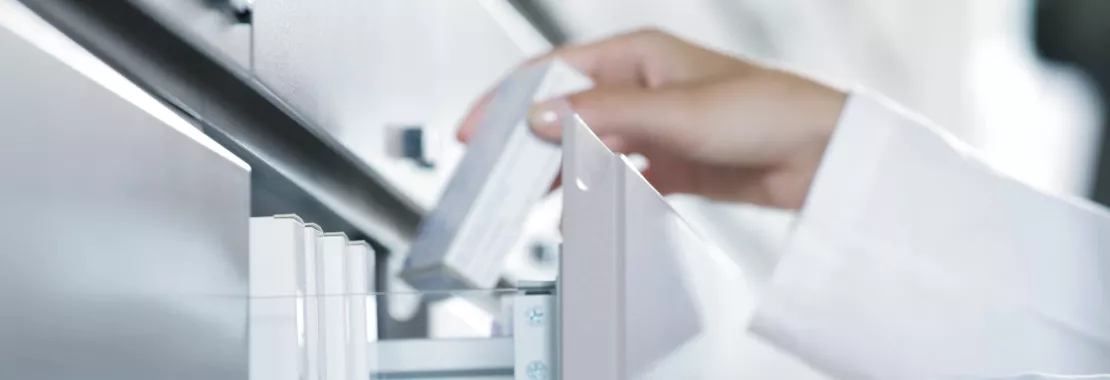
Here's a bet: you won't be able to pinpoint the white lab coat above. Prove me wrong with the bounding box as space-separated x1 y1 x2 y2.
750 89 1110 379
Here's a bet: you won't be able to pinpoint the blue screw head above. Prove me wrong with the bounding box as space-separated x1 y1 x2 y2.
526 361 548 380
526 307 545 325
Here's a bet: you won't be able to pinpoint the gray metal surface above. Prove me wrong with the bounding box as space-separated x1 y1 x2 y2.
17 0 423 252
370 338 513 375
506 0 567 45
513 294 555 380
0 11 249 379
129 0 252 70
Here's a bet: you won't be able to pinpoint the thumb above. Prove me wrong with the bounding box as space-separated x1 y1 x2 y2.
528 87 694 144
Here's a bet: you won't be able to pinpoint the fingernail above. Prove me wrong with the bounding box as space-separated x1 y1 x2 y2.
528 98 572 140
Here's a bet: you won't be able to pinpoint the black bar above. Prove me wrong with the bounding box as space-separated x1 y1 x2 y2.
508 0 568 46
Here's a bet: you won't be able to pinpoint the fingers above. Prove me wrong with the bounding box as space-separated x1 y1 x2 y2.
527 87 695 147
527 29 664 87
459 29 669 143
455 87 496 142
526 98 574 141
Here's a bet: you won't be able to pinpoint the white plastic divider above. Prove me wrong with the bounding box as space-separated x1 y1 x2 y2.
559 114 705 379
302 223 325 380
249 215 304 380
345 241 374 380
253 217 380 380
319 233 350 380
559 115 623 380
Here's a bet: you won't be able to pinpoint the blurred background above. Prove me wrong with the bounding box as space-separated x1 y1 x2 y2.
9 0 1110 327
142 0 1110 335
4 0 1110 377
156 0 1110 287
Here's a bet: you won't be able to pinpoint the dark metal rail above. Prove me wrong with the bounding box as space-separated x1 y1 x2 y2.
19 0 423 252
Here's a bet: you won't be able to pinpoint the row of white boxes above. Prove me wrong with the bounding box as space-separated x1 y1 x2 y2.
250 215 377 380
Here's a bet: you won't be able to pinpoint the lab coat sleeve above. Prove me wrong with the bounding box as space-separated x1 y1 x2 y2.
750 89 1110 380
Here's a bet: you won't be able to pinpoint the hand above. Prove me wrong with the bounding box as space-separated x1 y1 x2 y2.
457 29 847 210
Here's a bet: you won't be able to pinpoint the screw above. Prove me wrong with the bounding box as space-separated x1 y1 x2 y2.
526 361 548 380
525 307 545 326
531 242 556 263
229 0 252 23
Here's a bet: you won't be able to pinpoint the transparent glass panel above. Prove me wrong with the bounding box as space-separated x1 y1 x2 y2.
247 264 785 380
251 289 539 380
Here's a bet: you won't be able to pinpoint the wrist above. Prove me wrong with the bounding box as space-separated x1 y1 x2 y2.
794 73 848 142
768 80 847 210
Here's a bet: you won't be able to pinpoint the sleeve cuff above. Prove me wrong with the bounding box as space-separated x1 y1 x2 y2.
750 87 1110 378
801 88 917 233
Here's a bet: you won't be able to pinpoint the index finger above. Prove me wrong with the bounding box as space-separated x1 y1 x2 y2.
455 89 495 142
456 30 656 142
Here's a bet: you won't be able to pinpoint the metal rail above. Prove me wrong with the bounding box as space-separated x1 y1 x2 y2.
18 0 423 252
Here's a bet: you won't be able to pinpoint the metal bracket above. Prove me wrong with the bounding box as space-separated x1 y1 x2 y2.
513 288 556 380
